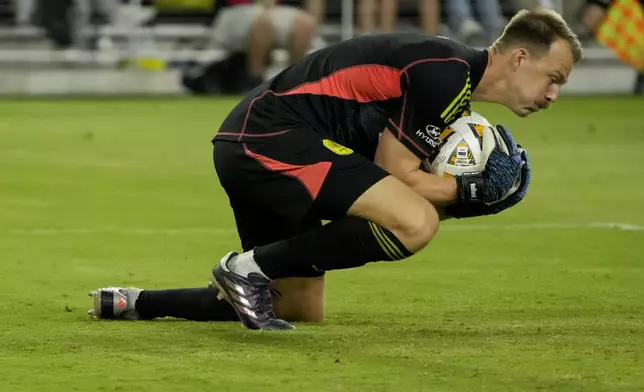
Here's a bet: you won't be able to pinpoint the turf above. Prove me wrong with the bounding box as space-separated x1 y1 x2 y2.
1 97 643 391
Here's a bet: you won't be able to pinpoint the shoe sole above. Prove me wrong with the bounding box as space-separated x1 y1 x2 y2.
89 289 115 319
93 292 103 318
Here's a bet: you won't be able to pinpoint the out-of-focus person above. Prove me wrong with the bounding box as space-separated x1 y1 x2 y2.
358 0 440 36
31 0 121 50
358 0 398 34
444 0 505 45
419 0 440 35
15 0 37 26
510 0 555 9
210 0 320 89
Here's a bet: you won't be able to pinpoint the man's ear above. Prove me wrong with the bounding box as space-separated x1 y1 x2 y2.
511 47 529 71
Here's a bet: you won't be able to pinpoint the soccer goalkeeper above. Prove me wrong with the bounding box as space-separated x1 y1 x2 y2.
89 9 581 330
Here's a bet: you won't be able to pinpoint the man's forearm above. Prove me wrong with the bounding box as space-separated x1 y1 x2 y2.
399 169 458 207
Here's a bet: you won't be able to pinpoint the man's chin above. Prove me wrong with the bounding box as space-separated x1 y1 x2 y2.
514 107 534 117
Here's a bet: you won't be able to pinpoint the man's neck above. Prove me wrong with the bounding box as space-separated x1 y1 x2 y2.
471 49 509 105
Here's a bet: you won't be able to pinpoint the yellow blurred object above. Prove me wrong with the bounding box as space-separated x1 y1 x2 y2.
154 0 214 10
596 0 644 70
136 57 167 71
119 57 167 71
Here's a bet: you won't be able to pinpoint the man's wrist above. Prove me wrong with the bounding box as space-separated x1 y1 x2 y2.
456 172 485 204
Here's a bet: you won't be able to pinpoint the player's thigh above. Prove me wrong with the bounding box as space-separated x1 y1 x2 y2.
348 175 439 246
215 130 382 223
214 140 326 321
312 141 439 251
211 5 263 52
214 138 326 276
235 131 438 242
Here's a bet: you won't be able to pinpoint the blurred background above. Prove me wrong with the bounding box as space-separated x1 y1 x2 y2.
1 3 643 388
0 0 642 96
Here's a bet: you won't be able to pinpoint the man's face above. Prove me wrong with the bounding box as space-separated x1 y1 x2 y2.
506 39 575 117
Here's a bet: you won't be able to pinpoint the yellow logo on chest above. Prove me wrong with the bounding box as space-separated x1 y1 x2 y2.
323 139 353 155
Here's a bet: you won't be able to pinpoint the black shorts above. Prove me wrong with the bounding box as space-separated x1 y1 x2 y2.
213 129 388 276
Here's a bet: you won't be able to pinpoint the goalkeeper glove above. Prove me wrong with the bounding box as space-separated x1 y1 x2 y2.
448 125 525 218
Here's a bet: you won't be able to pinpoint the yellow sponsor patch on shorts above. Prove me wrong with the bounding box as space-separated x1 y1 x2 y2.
322 139 353 155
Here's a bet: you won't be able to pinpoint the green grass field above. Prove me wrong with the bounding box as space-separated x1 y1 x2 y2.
1 97 643 391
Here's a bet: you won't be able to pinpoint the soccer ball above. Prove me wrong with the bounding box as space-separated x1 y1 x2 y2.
422 110 522 203
422 110 497 178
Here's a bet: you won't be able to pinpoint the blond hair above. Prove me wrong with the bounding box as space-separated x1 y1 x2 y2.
492 9 583 63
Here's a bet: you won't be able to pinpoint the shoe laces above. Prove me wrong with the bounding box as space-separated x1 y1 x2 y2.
254 284 282 319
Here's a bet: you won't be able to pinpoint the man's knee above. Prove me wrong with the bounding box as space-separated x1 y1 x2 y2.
251 12 277 38
392 200 439 253
291 11 317 38
349 175 439 254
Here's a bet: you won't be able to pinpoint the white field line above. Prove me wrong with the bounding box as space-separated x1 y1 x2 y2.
5 228 234 235
441 222 644 232
5 222 644 235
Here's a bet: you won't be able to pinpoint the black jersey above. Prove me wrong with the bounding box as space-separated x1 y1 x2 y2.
213 33 489 161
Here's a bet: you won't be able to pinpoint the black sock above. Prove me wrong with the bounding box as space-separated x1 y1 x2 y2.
135 288 239 321
254 217 413 279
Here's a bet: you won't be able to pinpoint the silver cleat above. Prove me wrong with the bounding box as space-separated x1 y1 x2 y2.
211 252 294 330
87 286 143 320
